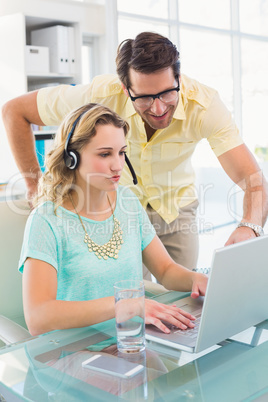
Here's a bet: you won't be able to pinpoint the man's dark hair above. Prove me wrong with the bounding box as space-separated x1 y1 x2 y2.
116 32 180 88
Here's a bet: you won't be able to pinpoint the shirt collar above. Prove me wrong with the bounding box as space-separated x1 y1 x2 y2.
122 96 137 118
173 91 186 120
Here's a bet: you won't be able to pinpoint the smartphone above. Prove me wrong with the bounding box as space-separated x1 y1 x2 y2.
82 354 144 379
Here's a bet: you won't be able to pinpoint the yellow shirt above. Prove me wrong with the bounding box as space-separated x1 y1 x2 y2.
37 74 243 224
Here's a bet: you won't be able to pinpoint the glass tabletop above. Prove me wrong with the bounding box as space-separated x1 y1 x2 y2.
1 292 268 401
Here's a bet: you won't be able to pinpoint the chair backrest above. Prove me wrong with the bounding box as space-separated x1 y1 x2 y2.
0 199 30 327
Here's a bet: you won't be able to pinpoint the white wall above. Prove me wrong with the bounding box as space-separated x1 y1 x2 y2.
0 14 27 182
0 0 106 35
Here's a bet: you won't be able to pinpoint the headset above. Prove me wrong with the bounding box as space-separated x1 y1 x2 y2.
63 111 138 185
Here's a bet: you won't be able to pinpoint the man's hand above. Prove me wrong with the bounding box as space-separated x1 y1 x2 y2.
218 145 268 246
225 226 257 246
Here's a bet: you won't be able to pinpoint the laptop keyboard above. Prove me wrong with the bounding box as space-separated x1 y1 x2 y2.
167 312 202 339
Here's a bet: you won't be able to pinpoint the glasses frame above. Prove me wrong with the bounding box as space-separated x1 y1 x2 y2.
127 84 180 107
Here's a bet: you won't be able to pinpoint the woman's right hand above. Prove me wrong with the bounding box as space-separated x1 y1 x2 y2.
145 299 196 334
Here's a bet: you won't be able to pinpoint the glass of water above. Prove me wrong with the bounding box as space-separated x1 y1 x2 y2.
114 280 145 353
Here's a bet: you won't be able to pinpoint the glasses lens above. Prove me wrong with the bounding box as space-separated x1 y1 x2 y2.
135 97 153 108
160 90 178 103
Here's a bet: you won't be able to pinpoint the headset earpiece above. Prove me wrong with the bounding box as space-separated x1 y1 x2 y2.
64 149 80 170
63 112 86 170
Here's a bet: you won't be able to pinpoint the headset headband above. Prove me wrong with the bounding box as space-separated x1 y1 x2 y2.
63 110 138 184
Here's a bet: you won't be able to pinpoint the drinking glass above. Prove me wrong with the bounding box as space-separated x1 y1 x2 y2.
114 280 145 353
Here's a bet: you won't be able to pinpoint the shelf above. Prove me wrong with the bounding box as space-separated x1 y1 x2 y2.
27 72 75 79
34 130 56 135
0 12 82 182
34 131 55 140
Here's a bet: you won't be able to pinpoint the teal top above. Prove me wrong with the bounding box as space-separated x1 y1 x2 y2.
19 186 155 301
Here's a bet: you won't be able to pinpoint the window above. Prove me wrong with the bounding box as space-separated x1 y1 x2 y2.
240 0 268 36
117 0 168 19
117 0 169 44
179 29 233 110
113 0 268 265
81 35 99 84
178 0 230 30
118 19 169 44
115 0 268 167
241 39 268 153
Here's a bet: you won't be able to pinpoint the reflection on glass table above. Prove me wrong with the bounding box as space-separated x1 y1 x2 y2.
0 293 268 401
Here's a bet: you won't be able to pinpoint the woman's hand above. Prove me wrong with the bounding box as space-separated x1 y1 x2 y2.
115 298 143 323
191 272 208 299
145 299 196 334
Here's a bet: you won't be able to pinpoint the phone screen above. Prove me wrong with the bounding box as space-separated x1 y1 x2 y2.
82 354 144 378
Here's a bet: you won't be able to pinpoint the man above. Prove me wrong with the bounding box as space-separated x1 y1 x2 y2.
2 32 268 279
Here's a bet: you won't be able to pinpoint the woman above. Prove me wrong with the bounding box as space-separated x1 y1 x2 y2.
19 103 207 336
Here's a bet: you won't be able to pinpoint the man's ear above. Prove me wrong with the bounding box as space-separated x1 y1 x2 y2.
121 83 129 97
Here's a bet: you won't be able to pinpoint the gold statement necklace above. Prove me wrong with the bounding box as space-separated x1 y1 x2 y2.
69 193 123 260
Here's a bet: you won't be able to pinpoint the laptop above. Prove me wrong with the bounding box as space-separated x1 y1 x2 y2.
145 236 268 353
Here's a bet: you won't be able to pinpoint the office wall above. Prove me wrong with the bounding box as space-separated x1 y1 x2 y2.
0 0 105 34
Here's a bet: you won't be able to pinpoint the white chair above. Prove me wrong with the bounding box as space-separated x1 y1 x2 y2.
0 199 31 345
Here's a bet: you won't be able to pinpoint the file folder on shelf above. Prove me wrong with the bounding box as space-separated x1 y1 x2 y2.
31 25 75 75
68 26 76 75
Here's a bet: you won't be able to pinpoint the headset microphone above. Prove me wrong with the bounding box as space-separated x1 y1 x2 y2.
125 154 138 185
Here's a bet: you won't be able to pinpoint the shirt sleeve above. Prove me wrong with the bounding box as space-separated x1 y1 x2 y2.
18 209 59 274
200 92 244 157
37 83 93 126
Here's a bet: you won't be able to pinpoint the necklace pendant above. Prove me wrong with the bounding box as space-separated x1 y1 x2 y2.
73 195 123 261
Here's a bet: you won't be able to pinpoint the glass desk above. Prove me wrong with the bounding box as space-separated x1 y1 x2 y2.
1 291 268 401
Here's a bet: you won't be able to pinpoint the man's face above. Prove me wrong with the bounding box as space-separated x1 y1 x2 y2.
125 67 180 131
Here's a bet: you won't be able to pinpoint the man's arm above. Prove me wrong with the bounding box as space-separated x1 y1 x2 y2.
2 91 44 199
218 144 268 245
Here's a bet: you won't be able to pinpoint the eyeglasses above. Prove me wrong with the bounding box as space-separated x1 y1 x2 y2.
127 84 180 108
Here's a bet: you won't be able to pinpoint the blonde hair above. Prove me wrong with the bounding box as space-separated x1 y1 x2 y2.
33 103 129 210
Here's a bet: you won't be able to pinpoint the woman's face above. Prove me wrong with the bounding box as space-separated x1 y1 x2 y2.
76 123 127 193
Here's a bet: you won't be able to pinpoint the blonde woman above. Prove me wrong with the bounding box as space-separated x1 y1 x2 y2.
19 103 207 336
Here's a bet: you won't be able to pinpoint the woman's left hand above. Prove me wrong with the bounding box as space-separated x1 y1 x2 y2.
191 272 208 299
145 299 196 334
